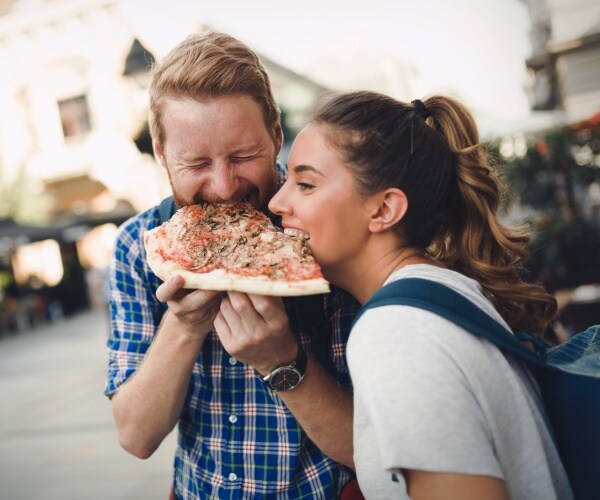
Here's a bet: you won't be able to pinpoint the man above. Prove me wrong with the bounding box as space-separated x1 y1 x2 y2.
104 31 359 499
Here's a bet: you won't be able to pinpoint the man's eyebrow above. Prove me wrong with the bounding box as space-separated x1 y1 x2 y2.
290 164 325 176
231 144 264 155
180 154 209 162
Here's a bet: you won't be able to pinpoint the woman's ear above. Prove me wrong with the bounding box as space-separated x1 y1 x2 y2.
367 188 408 233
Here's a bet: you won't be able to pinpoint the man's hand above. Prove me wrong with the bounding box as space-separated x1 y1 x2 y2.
213 292 298 374
156 275 224 339
214 291 355 467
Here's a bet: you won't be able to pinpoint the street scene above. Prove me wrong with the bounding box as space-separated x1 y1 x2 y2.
0 309 176 500
0 0 599 499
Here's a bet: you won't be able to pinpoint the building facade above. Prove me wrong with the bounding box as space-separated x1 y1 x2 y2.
0 0 330 324
523 0 600 123
0 0 328 221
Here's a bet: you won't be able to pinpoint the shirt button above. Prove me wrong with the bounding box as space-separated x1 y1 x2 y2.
228 415 238 424
228 473 237 481
228 357 237 365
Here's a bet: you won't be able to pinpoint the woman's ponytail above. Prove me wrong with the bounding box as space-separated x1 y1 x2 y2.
424 96 556 335
310 91 557 335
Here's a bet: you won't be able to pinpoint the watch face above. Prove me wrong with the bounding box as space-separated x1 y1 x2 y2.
269 367 301 391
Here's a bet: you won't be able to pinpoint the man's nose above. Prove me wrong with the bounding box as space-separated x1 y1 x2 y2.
211 164 239 201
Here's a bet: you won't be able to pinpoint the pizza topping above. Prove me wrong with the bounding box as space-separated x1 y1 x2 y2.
143 201 329 295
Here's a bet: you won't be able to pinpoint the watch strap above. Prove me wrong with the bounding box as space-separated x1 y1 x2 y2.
262 346 307 392
293 345 307 374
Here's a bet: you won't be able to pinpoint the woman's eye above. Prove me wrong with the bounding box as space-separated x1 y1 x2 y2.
298 182 315 191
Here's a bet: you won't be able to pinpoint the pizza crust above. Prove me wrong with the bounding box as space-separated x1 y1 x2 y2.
145 229 330 296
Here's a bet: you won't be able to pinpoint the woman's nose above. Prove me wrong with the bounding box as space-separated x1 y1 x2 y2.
268 186 287 214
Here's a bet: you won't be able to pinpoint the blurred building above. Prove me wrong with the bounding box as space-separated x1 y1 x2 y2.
0 0 328 328
511 0 600 333
0 0 328 218
522 0 600 122
304 49 424 103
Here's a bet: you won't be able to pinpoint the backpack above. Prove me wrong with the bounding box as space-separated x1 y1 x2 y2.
157 195 177 224
352 277 600 500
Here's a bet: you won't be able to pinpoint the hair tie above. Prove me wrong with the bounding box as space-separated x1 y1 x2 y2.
411 99 430 119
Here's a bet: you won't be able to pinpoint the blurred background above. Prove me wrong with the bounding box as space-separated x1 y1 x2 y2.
0 0 599 337
0 0 598 497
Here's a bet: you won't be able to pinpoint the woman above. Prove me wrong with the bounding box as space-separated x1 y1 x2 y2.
268 91 573 500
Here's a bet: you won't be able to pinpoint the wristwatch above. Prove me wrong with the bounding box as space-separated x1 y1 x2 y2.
262 347 307 392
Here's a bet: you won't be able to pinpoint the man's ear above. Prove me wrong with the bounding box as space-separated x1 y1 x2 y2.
274 120 283 156
367 188 408 233
154 141 167 169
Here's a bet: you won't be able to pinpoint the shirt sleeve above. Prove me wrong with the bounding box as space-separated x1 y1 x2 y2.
104 215 165 397
349 306 503 479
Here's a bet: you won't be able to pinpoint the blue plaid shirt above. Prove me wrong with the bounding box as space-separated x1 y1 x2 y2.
104 193 359 498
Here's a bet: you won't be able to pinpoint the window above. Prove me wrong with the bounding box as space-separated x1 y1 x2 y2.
58 94 91 138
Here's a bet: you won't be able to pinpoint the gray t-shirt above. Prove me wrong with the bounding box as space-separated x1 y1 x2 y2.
347 265 573 499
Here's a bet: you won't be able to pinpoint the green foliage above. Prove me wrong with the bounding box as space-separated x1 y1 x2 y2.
493 125 600 291
0 164 52 224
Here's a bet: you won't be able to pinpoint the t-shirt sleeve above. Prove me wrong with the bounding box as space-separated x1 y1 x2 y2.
349 306 504 479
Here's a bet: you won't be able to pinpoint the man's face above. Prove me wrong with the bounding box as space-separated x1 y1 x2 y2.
154 95 282 211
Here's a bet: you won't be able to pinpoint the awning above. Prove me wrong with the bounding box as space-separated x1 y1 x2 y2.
0 202 135 247
570 110 600 131
0 218 64 244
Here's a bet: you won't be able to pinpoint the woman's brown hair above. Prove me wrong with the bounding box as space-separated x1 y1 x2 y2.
311 91 557 335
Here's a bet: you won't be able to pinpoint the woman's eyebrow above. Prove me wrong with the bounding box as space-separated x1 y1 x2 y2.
291 164 325 176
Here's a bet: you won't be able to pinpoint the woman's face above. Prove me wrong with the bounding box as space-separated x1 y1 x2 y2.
268 124 372 277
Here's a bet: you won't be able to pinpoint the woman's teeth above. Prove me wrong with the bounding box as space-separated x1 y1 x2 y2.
284 228 310 240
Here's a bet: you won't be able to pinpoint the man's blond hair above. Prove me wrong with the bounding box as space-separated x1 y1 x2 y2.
149 31 279 146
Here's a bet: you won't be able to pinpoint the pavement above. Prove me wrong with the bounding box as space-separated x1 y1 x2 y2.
0 308 177 500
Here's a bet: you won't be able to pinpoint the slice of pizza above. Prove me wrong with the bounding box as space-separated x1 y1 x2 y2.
143 202 330 296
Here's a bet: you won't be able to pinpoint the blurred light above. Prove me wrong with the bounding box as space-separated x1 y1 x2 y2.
572 145 594 166
12 239 64 287
76 223 117 269
513 133 528 158
499 137 515 158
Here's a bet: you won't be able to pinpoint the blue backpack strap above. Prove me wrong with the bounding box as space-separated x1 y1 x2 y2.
354 278 548 368
357 277 600 500
158 195 177 224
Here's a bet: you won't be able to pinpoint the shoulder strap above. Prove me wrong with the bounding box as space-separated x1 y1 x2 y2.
158 196 177 224
354 278 548 368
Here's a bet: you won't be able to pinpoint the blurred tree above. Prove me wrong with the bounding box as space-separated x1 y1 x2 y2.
494 123 600 292
0 164 52 224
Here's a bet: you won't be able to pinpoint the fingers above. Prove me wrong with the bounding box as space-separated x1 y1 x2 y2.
215 292 295 372
156 276 226 336
213 310 231 339
156 275 185 302
171 291 223 324
156 276 223 311
227 292 285 323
